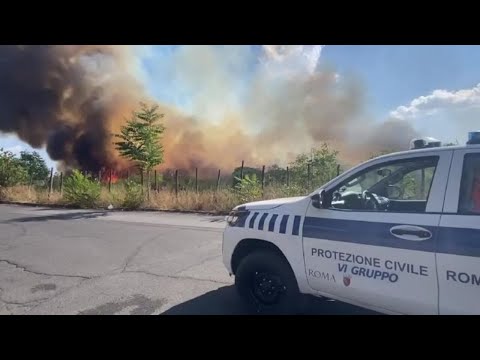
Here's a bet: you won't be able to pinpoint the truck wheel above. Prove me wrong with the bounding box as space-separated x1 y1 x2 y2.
235 250 306 314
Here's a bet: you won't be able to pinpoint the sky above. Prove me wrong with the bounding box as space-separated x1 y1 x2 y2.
2 45 480 169
319 45 480 144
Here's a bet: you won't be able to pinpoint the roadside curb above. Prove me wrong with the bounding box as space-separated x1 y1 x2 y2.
0 200 229 216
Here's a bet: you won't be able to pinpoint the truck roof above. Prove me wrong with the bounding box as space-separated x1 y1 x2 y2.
374 144 480 160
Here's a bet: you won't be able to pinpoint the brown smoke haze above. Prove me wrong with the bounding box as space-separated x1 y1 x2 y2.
0 45 418 175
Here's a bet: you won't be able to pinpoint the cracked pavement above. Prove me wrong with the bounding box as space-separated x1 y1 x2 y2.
0 204 373 315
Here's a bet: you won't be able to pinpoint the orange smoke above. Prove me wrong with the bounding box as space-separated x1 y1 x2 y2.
0 45 418 176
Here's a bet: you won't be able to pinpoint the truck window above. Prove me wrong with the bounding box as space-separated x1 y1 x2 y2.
396 166 436 200
328 156 439 213
458 153 480 215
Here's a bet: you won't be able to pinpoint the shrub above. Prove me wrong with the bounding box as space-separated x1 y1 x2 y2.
0 149 28 187
233 174 262 204
63 170 101 208
274 184 307 198
122 180 144 209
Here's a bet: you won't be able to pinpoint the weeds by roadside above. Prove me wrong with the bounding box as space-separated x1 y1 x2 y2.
0 141 348 213
0 180 309 214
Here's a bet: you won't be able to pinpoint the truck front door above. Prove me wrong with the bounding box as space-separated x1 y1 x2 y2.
302 150 453 314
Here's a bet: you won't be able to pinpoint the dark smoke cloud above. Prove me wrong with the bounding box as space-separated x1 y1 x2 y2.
0 45 419 175
0 45 143 172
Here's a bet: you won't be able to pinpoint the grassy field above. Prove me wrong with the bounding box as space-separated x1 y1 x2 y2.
0 184 308 214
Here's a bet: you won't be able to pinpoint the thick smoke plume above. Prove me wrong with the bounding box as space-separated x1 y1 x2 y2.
0 45 418 174
0 45 145 172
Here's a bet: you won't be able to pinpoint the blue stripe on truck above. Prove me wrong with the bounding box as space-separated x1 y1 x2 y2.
279 215 289 234
303 216 480 257
258 213 269 231
292 215 301 236
303 217 437 252
437 227 480 257
268 214 278 232
249 212 259 229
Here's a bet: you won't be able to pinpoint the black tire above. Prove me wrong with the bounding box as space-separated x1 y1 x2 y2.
235 250 306 315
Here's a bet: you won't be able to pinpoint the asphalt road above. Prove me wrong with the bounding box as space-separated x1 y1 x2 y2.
0 204 376 315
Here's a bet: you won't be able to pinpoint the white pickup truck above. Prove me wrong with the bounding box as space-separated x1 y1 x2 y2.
222 132 480 315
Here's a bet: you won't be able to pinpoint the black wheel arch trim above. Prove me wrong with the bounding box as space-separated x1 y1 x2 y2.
231 238 293 276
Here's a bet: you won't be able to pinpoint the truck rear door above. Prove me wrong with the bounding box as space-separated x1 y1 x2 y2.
438 147 480 314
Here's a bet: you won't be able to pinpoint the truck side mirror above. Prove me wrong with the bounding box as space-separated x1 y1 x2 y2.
311 189 329 209
311 193 321 209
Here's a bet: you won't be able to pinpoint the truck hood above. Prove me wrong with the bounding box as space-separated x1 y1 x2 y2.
234 196 306 211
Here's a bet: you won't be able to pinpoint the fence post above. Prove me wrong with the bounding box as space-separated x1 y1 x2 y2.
98 170 102 183
261 165 265 197
108 169 112 193
337 164 340 177
154 170 158 192
286 167 290 187
307 163 311 190
175 170 179 198
60 172 64 196
195 167 198 193
240 161 244 180
48 168 54 198
146 170 151 200
216 169 221 192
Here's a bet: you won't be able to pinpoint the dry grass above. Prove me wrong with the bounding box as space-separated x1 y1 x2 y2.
145 189 240 213
0 185 64 205
98 187 128 208
1 183 309 214
0 185 251 213
97 186 245 213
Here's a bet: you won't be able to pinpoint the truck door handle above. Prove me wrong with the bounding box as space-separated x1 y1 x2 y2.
390 225 432 241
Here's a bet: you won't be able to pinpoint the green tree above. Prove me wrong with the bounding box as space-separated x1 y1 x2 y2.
114 102 166 174
114 103 166 195
0 148 28 187
19 151 49 183
289 143 340 190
